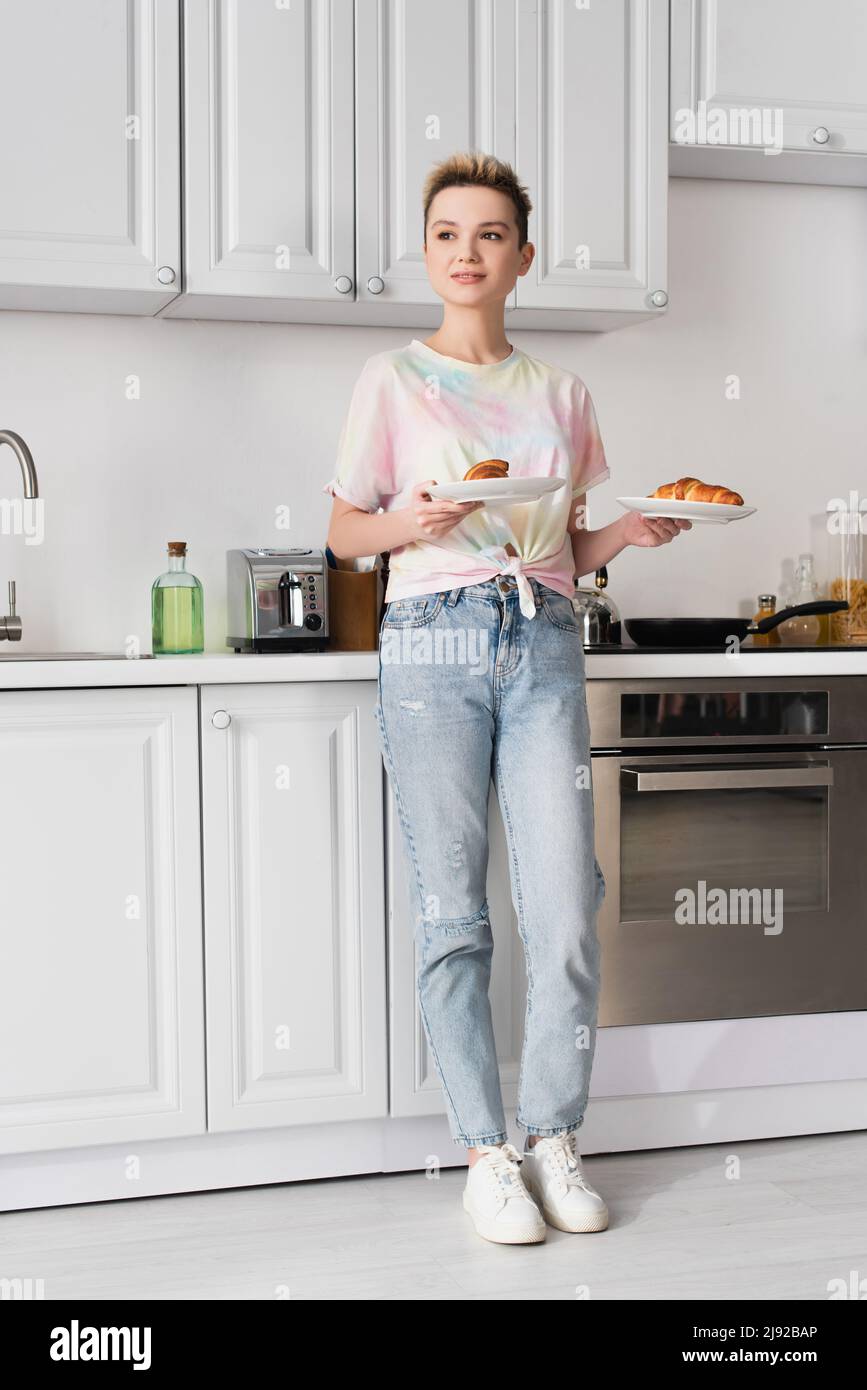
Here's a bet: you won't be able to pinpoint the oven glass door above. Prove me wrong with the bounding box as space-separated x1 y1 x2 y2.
592 749 867 1026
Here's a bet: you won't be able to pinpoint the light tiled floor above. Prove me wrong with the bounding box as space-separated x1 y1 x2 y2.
2 1131 865 1299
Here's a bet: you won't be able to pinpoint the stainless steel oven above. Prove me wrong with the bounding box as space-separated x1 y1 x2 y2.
587 677 867 1026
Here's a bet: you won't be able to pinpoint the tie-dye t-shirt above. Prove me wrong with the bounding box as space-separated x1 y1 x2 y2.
322 337 609 620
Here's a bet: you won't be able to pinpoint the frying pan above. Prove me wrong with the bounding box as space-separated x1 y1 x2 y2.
625 600 848 649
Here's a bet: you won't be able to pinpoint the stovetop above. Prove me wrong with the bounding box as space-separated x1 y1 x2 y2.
583 643 866 654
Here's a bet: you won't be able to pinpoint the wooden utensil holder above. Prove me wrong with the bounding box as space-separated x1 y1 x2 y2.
327 566 380 650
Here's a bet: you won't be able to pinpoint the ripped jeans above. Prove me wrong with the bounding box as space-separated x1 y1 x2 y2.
374 574 606 1149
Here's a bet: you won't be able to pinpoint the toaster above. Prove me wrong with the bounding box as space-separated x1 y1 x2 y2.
226 548 329 652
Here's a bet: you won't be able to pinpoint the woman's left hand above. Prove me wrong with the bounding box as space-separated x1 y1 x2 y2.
622 511 692 548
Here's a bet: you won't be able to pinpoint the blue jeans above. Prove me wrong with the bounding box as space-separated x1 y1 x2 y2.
374 573 606 1149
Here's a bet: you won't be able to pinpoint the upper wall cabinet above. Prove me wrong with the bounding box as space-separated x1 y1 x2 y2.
167 0 669 330
352 0 517 316
168 0 518 326
0 0 669 329
0 0 181 315
670 0 867 187
515 0 669 326
166 0 356 322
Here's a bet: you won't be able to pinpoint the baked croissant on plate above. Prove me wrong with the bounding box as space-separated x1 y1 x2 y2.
651 475 743 505
463 459 510 481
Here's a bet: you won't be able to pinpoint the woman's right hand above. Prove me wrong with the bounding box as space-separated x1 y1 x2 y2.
406 479 485 540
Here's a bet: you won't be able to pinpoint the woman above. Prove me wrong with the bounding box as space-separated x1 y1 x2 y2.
324 152 690 1245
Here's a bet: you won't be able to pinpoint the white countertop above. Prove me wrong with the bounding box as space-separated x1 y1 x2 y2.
2 646 867 689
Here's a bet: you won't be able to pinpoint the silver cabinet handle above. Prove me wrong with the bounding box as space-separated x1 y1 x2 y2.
620 765 833 792
157 266 176 284
367 276 385 294
810 127 831 145
333 275 353 294
211 710 231 729
649 289 668 307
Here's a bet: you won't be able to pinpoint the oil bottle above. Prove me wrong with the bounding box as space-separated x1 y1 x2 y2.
750 594 781 647
152 541 204 654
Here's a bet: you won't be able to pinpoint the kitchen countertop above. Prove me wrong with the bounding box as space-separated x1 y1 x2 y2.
2 646 867 689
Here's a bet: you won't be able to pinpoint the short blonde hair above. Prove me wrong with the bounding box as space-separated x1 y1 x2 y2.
422 151 532 249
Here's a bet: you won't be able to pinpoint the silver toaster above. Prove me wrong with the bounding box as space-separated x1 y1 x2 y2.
226 548 329 652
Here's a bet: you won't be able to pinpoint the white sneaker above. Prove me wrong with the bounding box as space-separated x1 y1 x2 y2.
462 1142 546 1244
521 1131 609 1233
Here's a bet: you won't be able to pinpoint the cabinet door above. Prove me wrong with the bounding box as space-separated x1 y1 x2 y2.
0 687 205 1155
0 0 181 315
515 0 668 320
355 0 517 310
200 682 387 1130
175 0 355 316
671 0 867 158
388 781 528 1118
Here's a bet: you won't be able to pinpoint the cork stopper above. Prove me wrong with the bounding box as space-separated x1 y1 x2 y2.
167 541 187 556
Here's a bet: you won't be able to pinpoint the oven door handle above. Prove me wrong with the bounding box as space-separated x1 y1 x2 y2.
619 765 834 792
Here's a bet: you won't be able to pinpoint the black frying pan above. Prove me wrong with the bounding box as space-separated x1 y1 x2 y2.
625 601 848 649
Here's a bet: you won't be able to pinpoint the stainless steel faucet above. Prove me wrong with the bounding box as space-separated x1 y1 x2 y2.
0 430 39 642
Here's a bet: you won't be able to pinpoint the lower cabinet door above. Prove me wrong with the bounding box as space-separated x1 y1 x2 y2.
387 781 528 1118
200 682 387 1130
0 686 205 1155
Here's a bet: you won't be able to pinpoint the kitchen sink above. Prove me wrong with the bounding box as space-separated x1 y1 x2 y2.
0 651 156 661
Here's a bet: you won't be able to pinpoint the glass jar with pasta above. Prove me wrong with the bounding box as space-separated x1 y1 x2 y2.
826 503 867 644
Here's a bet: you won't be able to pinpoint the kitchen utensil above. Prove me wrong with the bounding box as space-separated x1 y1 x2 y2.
624 600 847 649
573 566 621 644
617 496 756 525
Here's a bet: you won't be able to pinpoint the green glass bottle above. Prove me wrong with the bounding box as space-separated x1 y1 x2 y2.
152 541 204 654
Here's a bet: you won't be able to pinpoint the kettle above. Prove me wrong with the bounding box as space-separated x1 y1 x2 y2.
572 566 621 645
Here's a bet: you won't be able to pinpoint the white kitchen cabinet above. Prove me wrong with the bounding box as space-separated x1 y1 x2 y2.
169 0 514 325
353 0 517 315
167 0 669 329
199 681 387 1131
670 0 867 186
387 780 529 1119
166 0 356 321
0 687 205 1155
0 0 182 315
514 0 669 325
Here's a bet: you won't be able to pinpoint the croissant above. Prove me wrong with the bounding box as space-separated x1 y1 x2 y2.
463 459 510 481
682 479 744 505
650 477 698 500
650 476 743 506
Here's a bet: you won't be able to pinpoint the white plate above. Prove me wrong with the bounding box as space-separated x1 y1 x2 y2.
427 477 565 509
617 496 756 525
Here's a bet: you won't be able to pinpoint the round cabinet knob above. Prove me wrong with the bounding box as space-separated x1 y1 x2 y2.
649 289 668 308
333 275 353 294
157 266 176 284
810 126 831 145
211 710 231 729
367 276 385 295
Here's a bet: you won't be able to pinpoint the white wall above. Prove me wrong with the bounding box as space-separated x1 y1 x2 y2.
0 177 865 653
